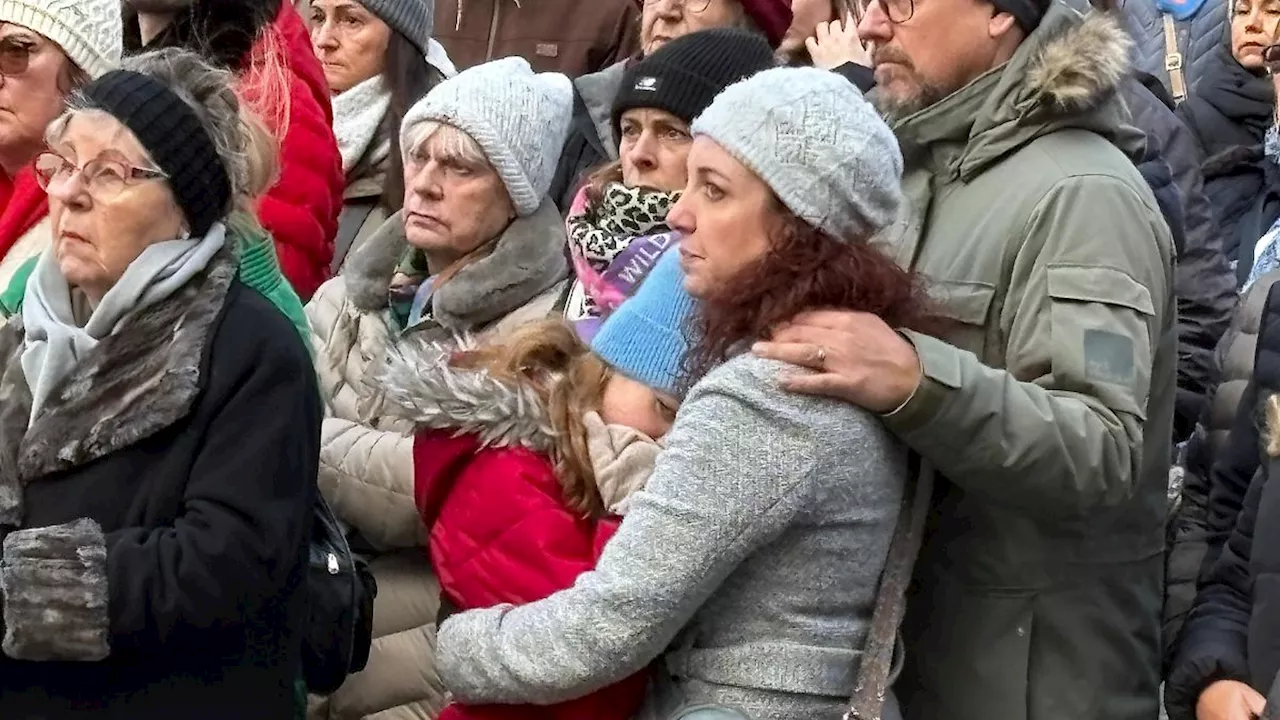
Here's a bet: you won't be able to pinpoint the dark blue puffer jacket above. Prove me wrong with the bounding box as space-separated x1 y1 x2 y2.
1122 0 1232 99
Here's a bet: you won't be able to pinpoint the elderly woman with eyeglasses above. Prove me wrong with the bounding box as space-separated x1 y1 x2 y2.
0 46 320 719
0 0 118 292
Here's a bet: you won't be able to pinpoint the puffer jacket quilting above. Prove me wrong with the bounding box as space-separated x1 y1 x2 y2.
1122 0 1230 98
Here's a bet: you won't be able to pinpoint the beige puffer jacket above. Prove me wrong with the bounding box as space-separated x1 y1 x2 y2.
306 200 569 720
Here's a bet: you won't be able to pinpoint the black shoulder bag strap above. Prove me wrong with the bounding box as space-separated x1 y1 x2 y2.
846 452 936 720
332 201 379 275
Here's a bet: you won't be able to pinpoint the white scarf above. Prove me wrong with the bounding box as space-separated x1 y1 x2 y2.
333 75 392 175
21 223 227 423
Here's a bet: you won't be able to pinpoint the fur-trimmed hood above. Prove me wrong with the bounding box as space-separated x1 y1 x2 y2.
373 333 556 452
892 5 1142 179
343 197 569 327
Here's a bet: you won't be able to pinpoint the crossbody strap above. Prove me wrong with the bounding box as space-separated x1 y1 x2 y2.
845 453 936 720
1163 14 1187 104
332 201 379 275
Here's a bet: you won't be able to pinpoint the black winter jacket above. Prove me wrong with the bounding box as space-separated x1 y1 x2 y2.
1205 145 1280 280
1166 281 1280 716
0 248 321 719
1129 72 1238 440
1166 271 1280 670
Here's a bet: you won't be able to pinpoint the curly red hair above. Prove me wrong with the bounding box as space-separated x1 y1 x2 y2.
683 204 943 387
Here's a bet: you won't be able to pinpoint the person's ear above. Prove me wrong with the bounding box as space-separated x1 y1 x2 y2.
988 11 1018 39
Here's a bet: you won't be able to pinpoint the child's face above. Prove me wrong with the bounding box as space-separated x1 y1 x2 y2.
600 374 680 440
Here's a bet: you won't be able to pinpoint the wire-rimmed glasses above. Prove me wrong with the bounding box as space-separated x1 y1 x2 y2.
34 152 169 202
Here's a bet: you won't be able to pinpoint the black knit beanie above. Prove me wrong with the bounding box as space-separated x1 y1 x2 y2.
612 28 777 141
81 70 232 238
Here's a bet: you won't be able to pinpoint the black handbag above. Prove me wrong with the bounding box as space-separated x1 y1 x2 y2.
302 493 377 695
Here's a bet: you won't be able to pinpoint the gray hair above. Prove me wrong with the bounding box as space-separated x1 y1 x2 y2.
51 48 278 211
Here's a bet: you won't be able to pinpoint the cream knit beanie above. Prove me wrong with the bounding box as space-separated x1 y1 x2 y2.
400 57 573 217
0 0 122 79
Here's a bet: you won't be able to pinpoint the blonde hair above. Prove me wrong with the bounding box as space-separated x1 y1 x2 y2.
452 320 614 518
403 120 490 170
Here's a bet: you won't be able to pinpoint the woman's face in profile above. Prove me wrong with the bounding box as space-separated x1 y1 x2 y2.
42 111 186 302
666 136 781 299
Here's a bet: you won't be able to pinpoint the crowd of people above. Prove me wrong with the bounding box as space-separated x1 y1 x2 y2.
0 0 1276 718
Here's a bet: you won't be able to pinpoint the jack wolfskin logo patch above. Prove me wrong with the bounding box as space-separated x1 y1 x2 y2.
1083 329 1135 386
635 76 661 92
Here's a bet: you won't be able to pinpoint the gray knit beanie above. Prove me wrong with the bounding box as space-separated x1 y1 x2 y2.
400 56 573 217
691 66 904 240
0 0 122 79
359 0 434 58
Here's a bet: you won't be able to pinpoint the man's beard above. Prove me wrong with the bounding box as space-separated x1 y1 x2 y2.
125 0 197 12
870 46 951 123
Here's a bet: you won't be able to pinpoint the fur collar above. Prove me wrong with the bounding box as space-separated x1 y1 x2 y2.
1020 9 1131 116
0 247 237 524
123 0 279 69
374 333 556 452
344 198 569 327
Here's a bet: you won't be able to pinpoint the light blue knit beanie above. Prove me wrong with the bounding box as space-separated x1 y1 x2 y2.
691 66 904 241
591 249 696 399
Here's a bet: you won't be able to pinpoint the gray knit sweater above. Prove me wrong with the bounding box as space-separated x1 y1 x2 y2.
436 354 906 720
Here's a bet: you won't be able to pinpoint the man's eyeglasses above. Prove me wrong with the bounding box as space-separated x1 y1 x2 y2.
34 152 169 202
855 0 916 24
643 0 714 14
0 37 35 77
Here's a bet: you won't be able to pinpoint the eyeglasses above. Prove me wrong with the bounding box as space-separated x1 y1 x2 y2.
643 0 714 14
0 37 35 77
34 152 168 201
858 0 916 23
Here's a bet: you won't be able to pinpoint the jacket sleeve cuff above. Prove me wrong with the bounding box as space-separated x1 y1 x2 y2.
1165 642 1251 720
1 518 110 661
833 62 876 93
881 331 963 430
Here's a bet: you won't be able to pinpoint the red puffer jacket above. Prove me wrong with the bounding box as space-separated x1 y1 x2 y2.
414 431 649 720
242 2 342 300
399 344 650 720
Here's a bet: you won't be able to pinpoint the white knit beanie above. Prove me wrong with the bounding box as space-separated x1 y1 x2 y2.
0 0 122 79
400 56 573 217
691 66 904 241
